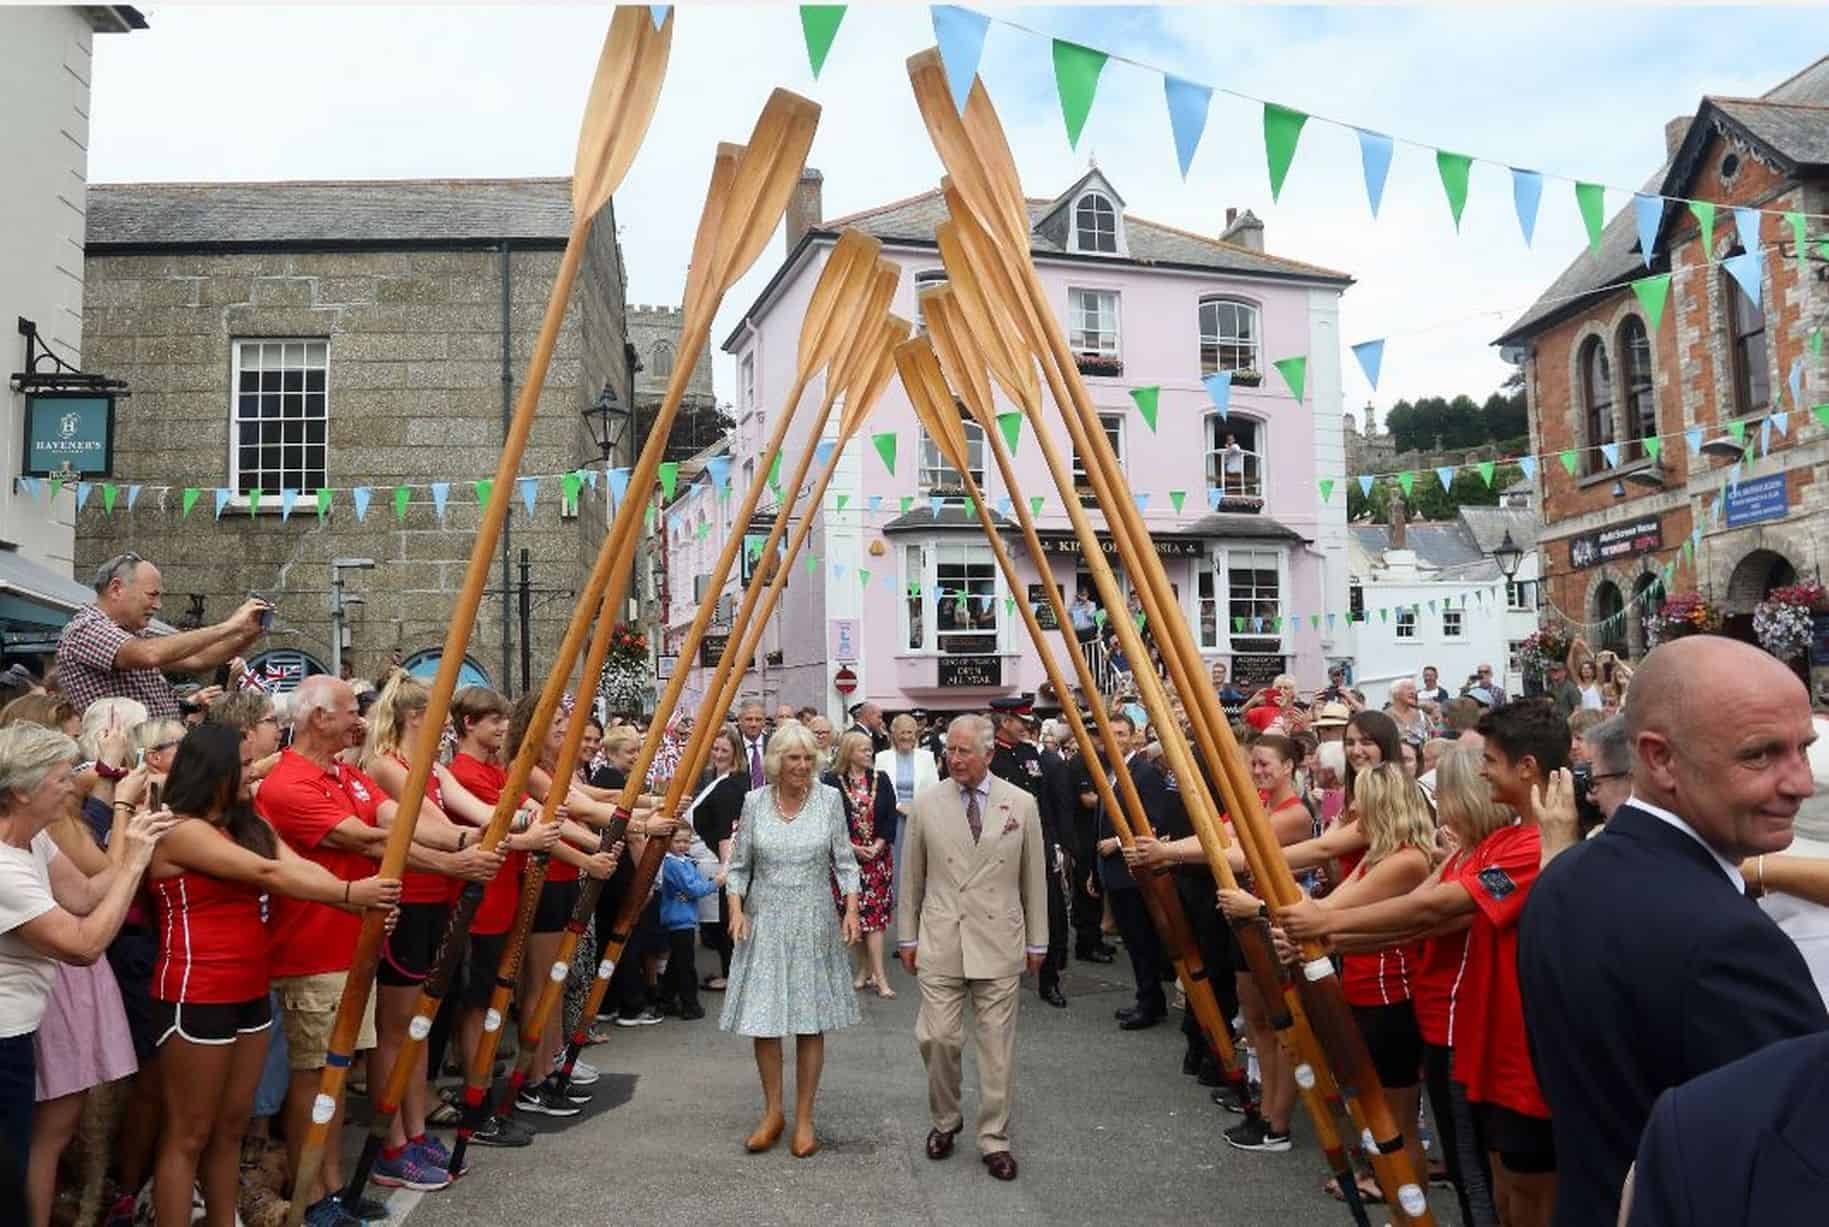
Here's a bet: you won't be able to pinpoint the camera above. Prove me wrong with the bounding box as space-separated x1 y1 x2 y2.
1569 762 1607 833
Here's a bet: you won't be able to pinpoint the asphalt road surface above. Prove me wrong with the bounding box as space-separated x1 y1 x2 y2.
377 952 1447 1226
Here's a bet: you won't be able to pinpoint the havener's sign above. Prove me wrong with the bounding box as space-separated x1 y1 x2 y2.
23 393 115 477
1568 515 1662 570
1034 532 1205 559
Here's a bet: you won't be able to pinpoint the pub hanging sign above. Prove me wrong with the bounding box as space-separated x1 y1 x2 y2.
22 392 115 478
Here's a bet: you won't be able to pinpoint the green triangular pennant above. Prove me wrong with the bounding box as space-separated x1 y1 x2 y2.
50 478 63 502
1232 617 1245 633
1632 273 1671 332
767 453 782 494
962 497 976 517
561 472 582 510
1263 103 1307 202
1309 614 1320 629
645 506 656 531
798 5 845 78
474 479 492 509
695 520 709 540
181 487 200 518
1643 437 1662 462
1814 404 1829 432
658 461 680 500
1273 355 1307 402
1379 607 1389 623
316 488 332 521
1574 182 1606 254
1128 386 1159 432
1559 450 1578 476
1169 489 1186 514
1476 461 1496 486
1436 150 1473 230
1004 596 1016 618
1688 200 1715 254
872 432 897 476
247 489 262 519
1051 39 1108 150
394 485 411 521
899 496 913 514
996 411 1022 455
1786 211 1806 269
1095 609 1108 627
1814 329 1825 358
836 493 850 512
101 483 119 514
1318 478 1335 503
804 552 817 574
1397 471 1415 496
1727 420 1746 444
858 568 871 588
1028 495 1043 517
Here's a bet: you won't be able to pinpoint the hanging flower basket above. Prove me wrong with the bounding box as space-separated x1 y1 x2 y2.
1517 626 1571 680
1753 582 1825 660
1073 352 1124 377
1644 592 1721 649
598 622 650 714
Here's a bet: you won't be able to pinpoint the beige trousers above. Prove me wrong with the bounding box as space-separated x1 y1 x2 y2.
914 970 1020 1155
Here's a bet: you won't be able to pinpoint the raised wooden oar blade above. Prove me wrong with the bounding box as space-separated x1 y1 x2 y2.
839 314 910 436
894 338 964 470
708 89 821 296
906 49 1028 253
938 180 1048 374
828 262 901 395
921 288 997 438
797 228 882 376
935 210 1038 408
682 145 742 328
571 5 673 219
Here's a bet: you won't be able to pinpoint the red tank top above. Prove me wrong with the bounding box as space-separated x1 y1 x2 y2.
1412 849 1473 1046
447 753 524 936
1337 851 1416 1007
390 756 456 905
540 770 579 885
152 826 270 1003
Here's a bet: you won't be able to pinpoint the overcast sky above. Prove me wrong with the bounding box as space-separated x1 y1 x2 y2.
91 4 1828 419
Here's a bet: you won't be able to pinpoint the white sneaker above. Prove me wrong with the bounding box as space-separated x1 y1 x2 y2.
562 1058 600 1085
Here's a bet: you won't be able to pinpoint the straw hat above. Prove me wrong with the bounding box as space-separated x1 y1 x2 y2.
1311 702 1352 729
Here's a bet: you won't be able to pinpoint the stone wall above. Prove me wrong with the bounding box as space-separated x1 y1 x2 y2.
77 211 630 692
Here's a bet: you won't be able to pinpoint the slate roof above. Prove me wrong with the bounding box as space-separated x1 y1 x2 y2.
880 505 1015 533
1497 55 1829 346
86 179 577 249
1350 522 1488 573
819 189 1353 284
1457 504 1542 555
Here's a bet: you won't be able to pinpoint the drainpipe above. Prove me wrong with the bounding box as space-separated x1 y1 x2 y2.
499 241 514 693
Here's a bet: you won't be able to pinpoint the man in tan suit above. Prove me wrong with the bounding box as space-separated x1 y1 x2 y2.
897 713 1048 1181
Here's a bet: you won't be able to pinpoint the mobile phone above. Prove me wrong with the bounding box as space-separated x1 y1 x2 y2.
148 781 162 813
248 591 275 630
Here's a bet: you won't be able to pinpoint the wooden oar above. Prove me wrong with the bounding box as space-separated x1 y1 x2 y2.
916 67 1396 1220
487 256 898 1112
544 313 910 1096
284 13 673 1219
911 296 1254 1098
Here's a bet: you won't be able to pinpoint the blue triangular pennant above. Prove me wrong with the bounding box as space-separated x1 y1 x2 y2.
814 439 836 468
76 482 93 511
931 5 990 114
706 455 731 492
213 488 231 519
1206 488 1221 511
1435 465 1455 491
1733 206 1762 254
995 495 1012 517
1162 75 1212 179
1789 358 1803 409
1723 251 1763 309
582 467 599 490
930 496 945 517
648 5 669 31
1202 371 1232 420
1633 193 1664 268
1134 493 1149 512
429 481 450 519
1356 129 1393 217
1685 426 1703 454
867 494 882 513
518 476 538 518
1326 612 1337 632
1517 455 1537 482
1511 168 1543 246
1351 339 1384 390
1599 442 1619 468
1774 410 1790 437
125 484 142 510
279 487 298 521
1358 475 1374 498
832 562 846 580
608 467 631 506
352 487 372 521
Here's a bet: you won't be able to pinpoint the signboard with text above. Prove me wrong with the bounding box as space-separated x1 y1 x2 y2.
23 393 114 477
937 655 1003 688
699 633 731 669
1034 532 1206 559
1568 515 1662 570
828 618 859 664
1027 583 1062 631
1724 472 1789 528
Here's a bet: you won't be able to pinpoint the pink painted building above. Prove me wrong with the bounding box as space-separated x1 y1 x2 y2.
661 169 1354 721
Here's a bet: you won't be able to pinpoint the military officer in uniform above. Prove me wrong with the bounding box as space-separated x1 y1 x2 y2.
988 696 1071 1007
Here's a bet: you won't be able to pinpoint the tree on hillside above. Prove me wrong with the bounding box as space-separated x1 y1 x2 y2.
1347 463 1524 523
1380 377 1527 454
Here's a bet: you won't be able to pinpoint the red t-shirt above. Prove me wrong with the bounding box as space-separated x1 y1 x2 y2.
1411 849 1472 1047
1243 704 1285 733
1452 822 1549 1118
446 753 525 936
151 828 269 1003
255 751 381 978
392 758 456 905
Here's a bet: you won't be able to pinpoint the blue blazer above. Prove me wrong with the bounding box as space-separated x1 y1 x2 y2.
1626 1031 1829 1227
1518 803 1828 1226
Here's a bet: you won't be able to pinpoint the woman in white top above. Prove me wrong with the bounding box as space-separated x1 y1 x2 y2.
1566 636 1606 711
0 722 173 1196
875 715 938 900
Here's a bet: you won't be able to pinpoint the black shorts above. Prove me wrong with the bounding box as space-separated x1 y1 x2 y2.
1351 1001 1423 1089
461 932 511 1010
378 901 451 987
533 878 582 934
106 929 161 1063
1473 1101 1557 1175
153 996 272 1046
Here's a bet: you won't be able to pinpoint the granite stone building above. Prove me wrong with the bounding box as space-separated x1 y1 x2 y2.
1497 57 1828 663
77 178 634 693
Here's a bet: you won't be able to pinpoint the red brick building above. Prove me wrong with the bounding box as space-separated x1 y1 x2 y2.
1497 57 1827 662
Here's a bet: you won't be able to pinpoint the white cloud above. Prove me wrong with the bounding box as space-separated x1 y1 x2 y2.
91 4 1828 421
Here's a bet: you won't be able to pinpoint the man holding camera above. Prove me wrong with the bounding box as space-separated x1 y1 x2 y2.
56 552 269 718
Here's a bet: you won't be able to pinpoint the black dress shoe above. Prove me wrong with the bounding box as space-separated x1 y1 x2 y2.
1114 1006 1139 1022
1181 1050 1202 1077
1039 983 1067 1008
1077 947 1116 964
982 1150 1018 1181
925 1126 962 1160
1119 1011 1162 1031
1196 1058 1226 1088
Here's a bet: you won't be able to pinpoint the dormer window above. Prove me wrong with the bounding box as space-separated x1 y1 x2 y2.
1072 191 1118 254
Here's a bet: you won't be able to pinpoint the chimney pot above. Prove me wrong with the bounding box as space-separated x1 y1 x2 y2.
784 167 824 256
1220 207 1265 253
1225 207 1238 227
1665 115 1691 157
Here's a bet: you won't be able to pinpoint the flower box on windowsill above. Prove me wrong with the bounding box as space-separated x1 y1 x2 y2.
1219 369 1263 387
1073 352 1124 378
1214 495 1264 514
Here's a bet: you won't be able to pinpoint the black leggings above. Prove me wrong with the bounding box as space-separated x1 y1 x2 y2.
1424 1043 1499 1226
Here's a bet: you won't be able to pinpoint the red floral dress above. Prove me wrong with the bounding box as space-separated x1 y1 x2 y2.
832 771 895 932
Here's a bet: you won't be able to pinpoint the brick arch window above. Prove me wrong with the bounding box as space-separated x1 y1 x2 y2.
1724 248 1770 415
1579 335 1614 475
1593 579 1627 655
1618 316 1657 461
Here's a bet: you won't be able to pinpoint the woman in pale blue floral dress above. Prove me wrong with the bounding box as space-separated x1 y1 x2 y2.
721 721 861 1158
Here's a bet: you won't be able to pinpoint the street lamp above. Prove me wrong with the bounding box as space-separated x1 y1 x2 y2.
582 382 631 467
329 558 376 678
1492 530 1524 581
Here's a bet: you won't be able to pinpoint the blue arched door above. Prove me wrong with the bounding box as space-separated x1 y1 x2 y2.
400 650 492 691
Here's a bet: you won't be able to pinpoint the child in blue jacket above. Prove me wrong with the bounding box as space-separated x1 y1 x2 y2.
660 825 722 1019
